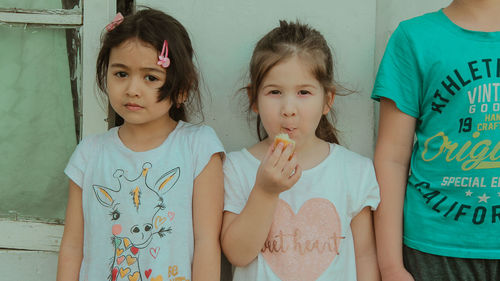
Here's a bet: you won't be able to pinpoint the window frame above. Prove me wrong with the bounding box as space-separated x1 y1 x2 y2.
0 0 113 252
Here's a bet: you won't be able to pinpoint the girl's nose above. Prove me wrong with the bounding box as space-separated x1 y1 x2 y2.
125 77 141 97
281 97 297 117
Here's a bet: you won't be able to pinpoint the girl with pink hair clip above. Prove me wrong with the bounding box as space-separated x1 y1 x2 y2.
57 8 224 281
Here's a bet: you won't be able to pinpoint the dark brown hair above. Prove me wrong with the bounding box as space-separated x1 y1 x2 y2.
96 8 201 122
246 20 340 144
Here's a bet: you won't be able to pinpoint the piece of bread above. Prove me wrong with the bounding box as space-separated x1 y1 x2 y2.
273 133 295 151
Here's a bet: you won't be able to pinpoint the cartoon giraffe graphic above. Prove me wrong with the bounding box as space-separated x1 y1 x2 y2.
93 162 179 281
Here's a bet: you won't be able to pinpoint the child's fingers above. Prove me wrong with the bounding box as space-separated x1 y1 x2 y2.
287 164 302 186
282 154 298 178
282 143 295 159
268 142 285 167
263 141 275 160
275 143 294 168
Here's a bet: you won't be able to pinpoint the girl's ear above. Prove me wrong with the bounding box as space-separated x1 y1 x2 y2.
177 91 188 105
247 85 258 113
323 90 335 115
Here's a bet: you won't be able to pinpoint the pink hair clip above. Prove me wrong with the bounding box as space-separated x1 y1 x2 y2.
157 40 171 68
105 13 124 32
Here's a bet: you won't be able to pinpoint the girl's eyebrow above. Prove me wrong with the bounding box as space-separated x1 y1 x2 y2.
262 85 274 89
297 84 319 89
109 63 128 69
262 83 318 89
142 67 165 74
262 84 280 89
109 63 164 74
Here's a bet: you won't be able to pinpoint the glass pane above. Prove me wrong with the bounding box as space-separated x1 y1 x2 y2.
0 0 80 10
0 24 78 222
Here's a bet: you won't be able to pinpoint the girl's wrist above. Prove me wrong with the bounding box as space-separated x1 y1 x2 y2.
379 261 407 277
252 184 280 201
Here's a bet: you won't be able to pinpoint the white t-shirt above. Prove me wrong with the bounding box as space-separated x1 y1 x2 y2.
65 121 224 281
224 143 380 281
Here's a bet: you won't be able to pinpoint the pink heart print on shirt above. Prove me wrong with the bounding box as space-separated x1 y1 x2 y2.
150 247 160 259
261 198 343 281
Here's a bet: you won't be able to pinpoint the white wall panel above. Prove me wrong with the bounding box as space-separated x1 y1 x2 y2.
140 0 377 157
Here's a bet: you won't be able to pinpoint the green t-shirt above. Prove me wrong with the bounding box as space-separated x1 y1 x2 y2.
372 10 500 259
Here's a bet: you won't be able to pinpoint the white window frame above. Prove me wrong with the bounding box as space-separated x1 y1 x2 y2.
0 0 113 253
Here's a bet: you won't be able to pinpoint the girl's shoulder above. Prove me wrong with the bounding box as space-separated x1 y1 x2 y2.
226 148 255 162
328 143 373 169
76 127 118 152
174 121 220 141
327 144 379 201
224 148 259 171
65 128 119 185
244 140 268 161
173 121 225 159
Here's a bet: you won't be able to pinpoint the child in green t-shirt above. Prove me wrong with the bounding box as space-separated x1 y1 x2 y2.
372 1 500 280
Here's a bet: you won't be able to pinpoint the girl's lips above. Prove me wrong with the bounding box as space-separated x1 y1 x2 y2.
280 128 296 138
125 103 143 111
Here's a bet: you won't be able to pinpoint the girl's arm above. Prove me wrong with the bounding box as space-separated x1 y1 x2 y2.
373 98 416 281
352 207 380 281
56 180 84 281
192 153 224 281
221 143 300 267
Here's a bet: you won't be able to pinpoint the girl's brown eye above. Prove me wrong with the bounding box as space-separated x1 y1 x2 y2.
145 75 158 82
115 71 127 78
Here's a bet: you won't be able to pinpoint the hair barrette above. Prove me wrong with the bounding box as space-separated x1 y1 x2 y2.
105 13 124 32
157 40 171 68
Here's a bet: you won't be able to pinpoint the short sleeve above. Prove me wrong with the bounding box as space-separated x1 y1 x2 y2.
223 153 249 215
371 23 422 118
349 159 380 217
191 125 225 178
64 137 92 188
